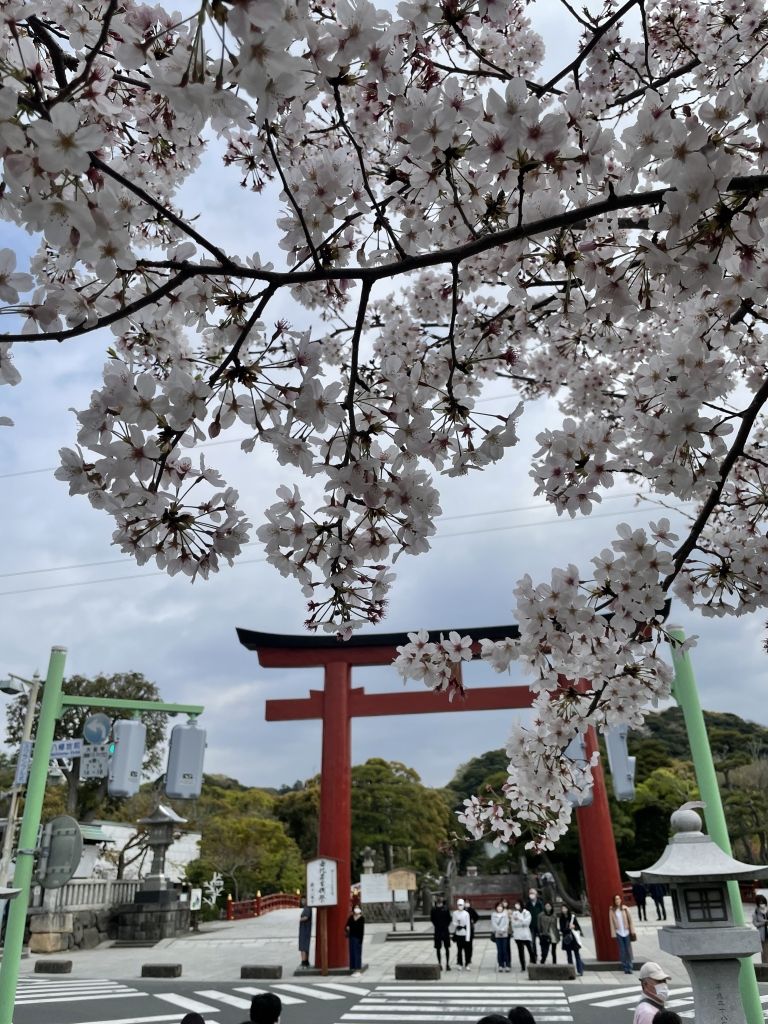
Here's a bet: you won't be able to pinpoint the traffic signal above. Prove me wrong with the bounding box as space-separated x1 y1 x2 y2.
165 719 206 799
604 724 637 801
108 719 146 797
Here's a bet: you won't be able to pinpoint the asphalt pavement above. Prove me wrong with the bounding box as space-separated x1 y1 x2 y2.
8 902 768 1024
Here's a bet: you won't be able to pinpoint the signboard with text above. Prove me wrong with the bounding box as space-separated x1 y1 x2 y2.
359 872 391 903
387 869 417 891
306 857 338 907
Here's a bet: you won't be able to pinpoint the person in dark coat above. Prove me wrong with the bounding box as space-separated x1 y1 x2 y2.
558 904 584 976
464 898 480 967
430 895 452 970
181 1015 205 1024
525 887 544 963
345 905 365 975
298 897 312 968
648 883 667 921
632 882 648 922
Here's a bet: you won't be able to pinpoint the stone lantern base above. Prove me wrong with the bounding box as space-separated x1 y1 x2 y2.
114 901 190 943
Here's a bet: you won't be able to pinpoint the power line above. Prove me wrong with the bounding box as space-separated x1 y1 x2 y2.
0 491 665 580
0 501 690 597
0 393 522 480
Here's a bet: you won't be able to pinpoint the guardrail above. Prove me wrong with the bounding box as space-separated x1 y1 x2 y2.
38 878 140 912
226 892 301 920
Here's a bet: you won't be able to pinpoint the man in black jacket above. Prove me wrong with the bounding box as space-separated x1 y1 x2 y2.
464 898 480 967
430 895 452 970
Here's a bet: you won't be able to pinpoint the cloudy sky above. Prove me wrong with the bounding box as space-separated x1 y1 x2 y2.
1 3 766 801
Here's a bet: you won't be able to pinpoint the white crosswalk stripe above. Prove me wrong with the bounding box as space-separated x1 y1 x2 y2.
339 983 574 1024
154 993 223 1013
15 978 142 1006
236 985 305 1005
574 985 693 1010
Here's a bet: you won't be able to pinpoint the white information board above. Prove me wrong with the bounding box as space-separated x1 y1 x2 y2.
393 889 409 903
307 857 338 906
189 888 202 911
359 873 391 903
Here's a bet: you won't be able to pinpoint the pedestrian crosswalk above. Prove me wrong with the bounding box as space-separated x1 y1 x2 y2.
15 977 144 1006
338 984 574 1023
149 981 372 1014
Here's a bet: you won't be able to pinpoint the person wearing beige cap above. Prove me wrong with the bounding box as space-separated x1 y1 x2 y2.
632 962 672 1024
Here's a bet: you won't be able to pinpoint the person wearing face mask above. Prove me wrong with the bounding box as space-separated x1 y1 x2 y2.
345 904 365 977
632 961 672 1024
491 900 512 972
524 887 544 963
510 900 534 971
450 898 471 971
537 900 559 963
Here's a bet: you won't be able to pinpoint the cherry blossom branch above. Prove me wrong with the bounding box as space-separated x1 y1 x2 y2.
540 0 640 93
606 57 701 108
5 271 191 342
665 373 768 586
90 156 235 269
342 280 373 465
263 126 322 270
209 285 278 386
330 83 406 260
48 0 119 105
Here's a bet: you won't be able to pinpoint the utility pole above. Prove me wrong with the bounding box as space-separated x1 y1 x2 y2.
0 672 41 888
668 627 762 1024
0 646 66 1024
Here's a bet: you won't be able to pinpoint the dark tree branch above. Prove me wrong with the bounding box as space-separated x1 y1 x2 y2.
6 174 768 344
48 0 119 105
664 373 768 587
6 271 190 342
264 126 322 271
90 156 235 268
540 0 640 93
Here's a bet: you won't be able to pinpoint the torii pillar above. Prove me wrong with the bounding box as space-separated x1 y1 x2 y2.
238 625 624 967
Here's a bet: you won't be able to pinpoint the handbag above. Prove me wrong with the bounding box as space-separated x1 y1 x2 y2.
562 932 575 951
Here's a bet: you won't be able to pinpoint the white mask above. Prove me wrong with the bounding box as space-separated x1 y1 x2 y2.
655 984 670 1002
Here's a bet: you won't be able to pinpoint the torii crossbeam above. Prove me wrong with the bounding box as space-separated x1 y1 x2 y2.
238 625 623 968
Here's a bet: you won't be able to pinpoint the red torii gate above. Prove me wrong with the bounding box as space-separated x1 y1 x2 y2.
238 625 624 967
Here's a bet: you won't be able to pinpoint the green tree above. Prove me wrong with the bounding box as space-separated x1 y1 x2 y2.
351 758 451 874
191 815 304 899
275 782 320 861
5 672 166 820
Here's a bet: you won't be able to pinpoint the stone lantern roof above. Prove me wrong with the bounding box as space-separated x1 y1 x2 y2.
627 803 768 885
138 803 188 828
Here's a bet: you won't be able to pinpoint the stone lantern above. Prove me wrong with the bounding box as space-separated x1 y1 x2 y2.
628 802 768 1024
136 803 187 902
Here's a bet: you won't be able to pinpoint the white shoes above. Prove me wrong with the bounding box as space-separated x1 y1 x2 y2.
351 971 361 977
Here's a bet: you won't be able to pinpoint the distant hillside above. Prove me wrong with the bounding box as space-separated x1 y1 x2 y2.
639 706 768 771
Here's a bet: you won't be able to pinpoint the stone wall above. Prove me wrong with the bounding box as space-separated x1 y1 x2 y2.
28 910 116 954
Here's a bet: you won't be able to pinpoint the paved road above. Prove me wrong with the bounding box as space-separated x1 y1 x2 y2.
11 978 768 1024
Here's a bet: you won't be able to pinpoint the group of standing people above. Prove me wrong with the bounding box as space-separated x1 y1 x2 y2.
631 882 667 922
432 890 584 975
430 895 480 969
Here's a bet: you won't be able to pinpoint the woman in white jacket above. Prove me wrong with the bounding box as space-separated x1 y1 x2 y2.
490 901 511 972
510 902 534 971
